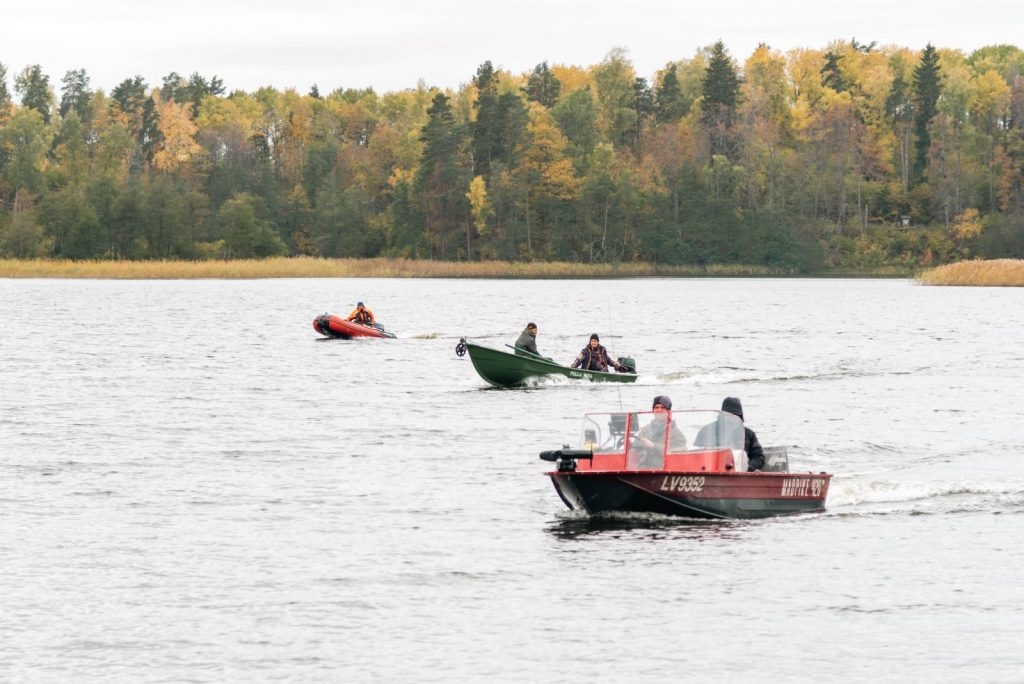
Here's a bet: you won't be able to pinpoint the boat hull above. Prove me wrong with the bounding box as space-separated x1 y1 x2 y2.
466 342 636 387
313 314 395 339
549 470 831 519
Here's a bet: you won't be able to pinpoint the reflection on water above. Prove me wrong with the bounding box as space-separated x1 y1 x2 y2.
545 512 745 541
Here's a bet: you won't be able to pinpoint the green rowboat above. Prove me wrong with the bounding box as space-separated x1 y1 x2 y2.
465 342 638 387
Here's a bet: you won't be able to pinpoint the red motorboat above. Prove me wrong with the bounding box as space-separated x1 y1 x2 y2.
313 313 396 339
540 409 831 519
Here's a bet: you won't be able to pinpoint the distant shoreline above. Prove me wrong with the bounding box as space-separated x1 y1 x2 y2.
1 257 1020 284
0 257 900 280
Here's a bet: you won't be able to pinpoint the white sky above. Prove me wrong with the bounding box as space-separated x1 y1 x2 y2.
6 0 1023 96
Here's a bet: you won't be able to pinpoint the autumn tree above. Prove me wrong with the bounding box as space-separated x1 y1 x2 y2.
700 41 742 160
152 97 204 173
59 69 93 122
820 51 848 92
551 86 599 172
217 191 286 257
465 174 491 258
0 109 48 198
0 190 48 257
913 44 942 183
14 65 52 124
632 77 653 149
885 54 914 193
518 103 581 259
471 62 528 178
579 141 642 261
110 76 161 172
525 62 561 108
415 91 467 258
592 48 639 150
161 72 225 116
738 44 793 211
0 62 13 122
655 64 686 124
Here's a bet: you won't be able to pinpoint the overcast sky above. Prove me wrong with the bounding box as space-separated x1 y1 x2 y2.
6 0 1023 96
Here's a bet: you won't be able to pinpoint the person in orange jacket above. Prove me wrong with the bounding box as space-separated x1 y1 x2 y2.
347 301 375 325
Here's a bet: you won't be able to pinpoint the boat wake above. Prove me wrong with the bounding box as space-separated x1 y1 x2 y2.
661 362 928 386
826 477 1024 516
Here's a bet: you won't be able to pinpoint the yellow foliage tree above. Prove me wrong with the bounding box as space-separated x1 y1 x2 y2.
466 175 492 235
970 70 1011 136
952 207 983 248
153 98 203 172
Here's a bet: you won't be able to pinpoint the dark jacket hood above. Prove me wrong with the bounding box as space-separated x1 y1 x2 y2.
722 397 744 421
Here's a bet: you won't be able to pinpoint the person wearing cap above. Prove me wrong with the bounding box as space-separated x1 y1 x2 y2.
721 396 765 471
570 333 624 372
633 395 687 466
514 322 541 356
346 301 375 325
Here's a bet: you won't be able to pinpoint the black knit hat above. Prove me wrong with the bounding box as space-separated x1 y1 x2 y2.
652 395 672 410
589 333 599 341
722 396 744 420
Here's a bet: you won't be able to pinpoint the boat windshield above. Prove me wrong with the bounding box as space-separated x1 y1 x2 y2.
580 410 745 469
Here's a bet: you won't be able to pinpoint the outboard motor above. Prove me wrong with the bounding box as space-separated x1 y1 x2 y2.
762 446 790 473
539 447 593 472
616 356 636 374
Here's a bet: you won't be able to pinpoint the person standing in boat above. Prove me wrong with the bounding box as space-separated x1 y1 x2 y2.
571 333 624 372
514 322 540 356
721 396 765 471
347 301 375 325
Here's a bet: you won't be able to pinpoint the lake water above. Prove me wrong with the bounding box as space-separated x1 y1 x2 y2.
2 277 1022 683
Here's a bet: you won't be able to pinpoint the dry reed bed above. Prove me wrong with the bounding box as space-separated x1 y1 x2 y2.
917 259 1024 286
0 258 780 279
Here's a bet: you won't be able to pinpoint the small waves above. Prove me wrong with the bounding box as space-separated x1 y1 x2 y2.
656 360 934 387
827 476 1024 516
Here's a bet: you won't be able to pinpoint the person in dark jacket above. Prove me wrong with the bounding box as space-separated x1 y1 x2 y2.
514 322 540 356
571 333 624 372
635 395 687 458
721 396 765 471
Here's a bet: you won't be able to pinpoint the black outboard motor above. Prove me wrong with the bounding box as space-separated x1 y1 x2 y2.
617 356 637 374
539 447 593 472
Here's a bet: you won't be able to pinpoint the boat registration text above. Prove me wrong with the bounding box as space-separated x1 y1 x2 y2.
659 476 705 493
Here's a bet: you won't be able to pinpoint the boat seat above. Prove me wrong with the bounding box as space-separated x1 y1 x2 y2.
664 448 734 472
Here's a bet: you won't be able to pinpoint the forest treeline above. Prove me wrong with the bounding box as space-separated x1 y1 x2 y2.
1 40 1023 271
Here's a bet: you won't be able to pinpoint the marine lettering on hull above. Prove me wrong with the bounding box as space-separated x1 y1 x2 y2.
781 478 826 497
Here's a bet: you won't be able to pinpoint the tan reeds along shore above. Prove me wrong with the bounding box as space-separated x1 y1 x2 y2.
917 259 1024 286
1 257 1021 284
0 258 783 279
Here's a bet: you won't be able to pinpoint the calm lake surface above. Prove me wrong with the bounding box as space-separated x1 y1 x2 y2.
2 277 1022 683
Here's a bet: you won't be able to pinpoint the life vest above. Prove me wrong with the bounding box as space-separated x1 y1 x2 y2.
579 345 609 370
349 307 374 325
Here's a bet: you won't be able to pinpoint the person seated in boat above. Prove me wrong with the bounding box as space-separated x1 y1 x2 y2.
514 322 541 356
346 301 375 326
632 395 686 467
570 333 625 372
720 396 765 472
